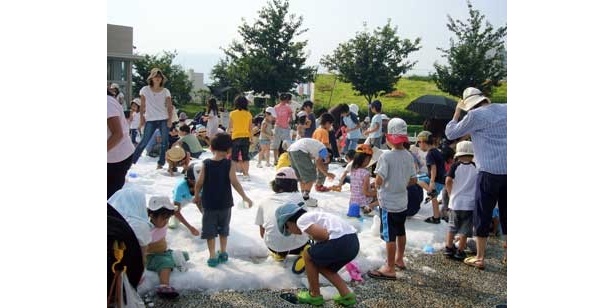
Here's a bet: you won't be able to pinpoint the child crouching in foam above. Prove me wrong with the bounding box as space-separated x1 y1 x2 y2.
145 196 190 299
276 203 359 307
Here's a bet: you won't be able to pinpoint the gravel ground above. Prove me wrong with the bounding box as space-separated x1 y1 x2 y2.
142 236 506 308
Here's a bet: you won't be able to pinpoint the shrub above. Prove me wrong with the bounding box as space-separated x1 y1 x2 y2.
384 90 406 98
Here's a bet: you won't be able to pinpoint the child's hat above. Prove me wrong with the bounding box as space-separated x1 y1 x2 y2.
265 106 277 118
166 146 186 162
355 144 373 156
454 141 474 157
179 112 187 120
131 98 141 106
275 202 305 236
275 167 297 180
196 125 207 133
385 118 409 144
349 104 359 115
148 196 175 211
417 130 432 141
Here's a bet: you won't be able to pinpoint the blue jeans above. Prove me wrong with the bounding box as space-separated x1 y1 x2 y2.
342 138 359 154
129 128 139 145
132 120 169 167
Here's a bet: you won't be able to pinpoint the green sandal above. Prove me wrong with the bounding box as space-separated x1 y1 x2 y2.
207 258 219 267
333 292 357 306
218 251 229 263
297 290 324 306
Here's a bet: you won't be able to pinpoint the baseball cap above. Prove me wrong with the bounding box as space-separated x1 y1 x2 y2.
275 167 297 180
454 141 474 157
148 196 175 211
265 106 277 118
275 202 305 236
385 118 409 144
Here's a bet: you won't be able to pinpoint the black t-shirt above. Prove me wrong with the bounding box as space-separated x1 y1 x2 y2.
425 148 446 184
201 158 233 210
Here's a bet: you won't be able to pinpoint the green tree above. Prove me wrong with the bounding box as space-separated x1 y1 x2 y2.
432 1 507 97
219 0 316 98
320 19 421 106
209 58 241 108
133 50 193 106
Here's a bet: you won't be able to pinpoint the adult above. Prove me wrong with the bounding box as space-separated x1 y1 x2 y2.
445 87 507 270
272 93 294 164
107 88 134 199
132 68 174 169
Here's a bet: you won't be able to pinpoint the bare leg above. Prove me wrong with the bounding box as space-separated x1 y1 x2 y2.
431 198 440 219
273 149 280 163
394 235 406 267
446 231 455 248
207 238 216 260
457 235 468 251
319 267 351 296
241 161 249 176
158 268 172 285
476 236 487 260
377 242 396 276
303 248 321 297
219 236 228 253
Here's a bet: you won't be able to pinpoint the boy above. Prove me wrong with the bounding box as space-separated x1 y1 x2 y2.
416 130 446 224
276 202 359 307
443 141 477 261
165 145 190 175
175 124 203 158
362 100 383 149
194 133 253 267
368 118 417 280
311 113 335 192
145 196 190 299
301 100 317 139
169 161 203 235
287 138 336 207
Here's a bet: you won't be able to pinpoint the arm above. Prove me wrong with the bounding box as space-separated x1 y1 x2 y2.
429 164 437 191
259 225 265 239
315 158 335 179
375 174 384 190
229 163 253 207
166 95 173 128
193 163 206 205
408 176 417 186
445 101 476 140
304 224 330 242
445 176 453 196
362 173 377 197
363 122 380 135
173 205 199 236
338 170 348 186
107 116 124 152
139 95 146 130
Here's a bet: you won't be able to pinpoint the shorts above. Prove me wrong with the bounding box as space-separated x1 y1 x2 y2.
259 139 271 146
145 250 184 273
418 175 444 195
379 208 407 242
308 233 359 272
272 126 291 150
200 207 232 239
231 137 250 161
448 210 473 237
288 150 317 183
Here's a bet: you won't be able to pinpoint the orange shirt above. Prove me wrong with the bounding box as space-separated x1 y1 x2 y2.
312 127 330 147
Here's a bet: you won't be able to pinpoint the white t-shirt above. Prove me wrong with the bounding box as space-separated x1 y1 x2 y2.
254 193 310 252
107 96 135 163
296 211 356 241
287 138 325 159
129 111 141 129
448 161 478 211
140 86 171 121
368 113 383 138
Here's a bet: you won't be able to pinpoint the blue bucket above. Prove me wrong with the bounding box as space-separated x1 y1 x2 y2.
347 203 361 218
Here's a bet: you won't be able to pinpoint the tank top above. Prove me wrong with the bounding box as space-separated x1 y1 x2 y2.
201 158 233 210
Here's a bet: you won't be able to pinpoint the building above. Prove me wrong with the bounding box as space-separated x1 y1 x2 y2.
186 69 209 103
107 24 143 108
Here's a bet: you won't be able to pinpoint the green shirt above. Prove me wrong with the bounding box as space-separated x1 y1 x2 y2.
180 134 203 154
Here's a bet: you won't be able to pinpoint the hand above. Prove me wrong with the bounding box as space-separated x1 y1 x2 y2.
193 196 201 205
456 99 464 110
243 198 253 208
429 182 435 192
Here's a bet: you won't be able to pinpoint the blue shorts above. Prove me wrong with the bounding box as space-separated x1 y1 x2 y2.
418 175 444 195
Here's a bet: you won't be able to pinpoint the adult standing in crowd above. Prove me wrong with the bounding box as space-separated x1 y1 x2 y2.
131 68 174 169
272 93 294 165
445 87 507 270
107 86 134 199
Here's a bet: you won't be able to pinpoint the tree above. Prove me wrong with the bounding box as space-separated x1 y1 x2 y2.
219 0 316 99
320 19 421 106
209 58 241 107
432 1 507 97
133 50 193 106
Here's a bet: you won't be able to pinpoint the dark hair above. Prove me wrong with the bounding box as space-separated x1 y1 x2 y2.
302 100 313 109
279 93 292 101
315 107 328 118
402 141 411 150
270 178 299 193
234 95 249 110
147 207 175 219
179 124 191 133
441 146 455 162
339 103 349 114
370 100 382 112
130 101 140 112
287 208 307 224
147 71 165 87
345 149 356 160
351 152 372 170
319 113 335 125
297 115 307 125
123 110 131 119
210 132 233 152
207 98 219 116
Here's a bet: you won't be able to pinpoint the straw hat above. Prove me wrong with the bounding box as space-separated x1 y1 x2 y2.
166 146 186 162
458 87 490 111
131 98 141 106
146 68 167 85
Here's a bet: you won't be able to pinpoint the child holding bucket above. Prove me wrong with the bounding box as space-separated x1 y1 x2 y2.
348 144 378 216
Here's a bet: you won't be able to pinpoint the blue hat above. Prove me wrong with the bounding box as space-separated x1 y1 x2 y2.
275 202 305 236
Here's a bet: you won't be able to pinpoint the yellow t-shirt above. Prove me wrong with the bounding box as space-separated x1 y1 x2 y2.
229 110 252 139
312 127 330 147
275 152 291 170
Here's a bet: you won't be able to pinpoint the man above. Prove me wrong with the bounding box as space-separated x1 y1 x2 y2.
445 87 507 270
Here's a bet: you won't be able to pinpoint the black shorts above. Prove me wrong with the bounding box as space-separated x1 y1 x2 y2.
231 137 250 161
308 233 359 272
379 208 407 242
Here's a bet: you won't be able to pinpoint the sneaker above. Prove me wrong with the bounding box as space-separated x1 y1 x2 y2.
304 198 318 207
156 285 179 299
453 249 467 261
443 245 455 257
424 216 441 224
297 290 324 306
333 292 357 307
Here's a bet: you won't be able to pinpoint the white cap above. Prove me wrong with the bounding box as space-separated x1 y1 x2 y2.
265 106 277 118
148 196 175 211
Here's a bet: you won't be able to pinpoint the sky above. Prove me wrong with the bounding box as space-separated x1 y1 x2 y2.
106 0 507 82
119 150 454 298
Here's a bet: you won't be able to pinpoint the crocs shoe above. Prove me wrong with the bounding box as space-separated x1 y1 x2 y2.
333 292 357 307
218 251 229 263
297 290 324 306
207 258 219 267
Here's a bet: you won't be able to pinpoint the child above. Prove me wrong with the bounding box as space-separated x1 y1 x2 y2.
311 113 335 192
416 130 446 224
228 95 254 180
145 196 190 299
349 145 378 214
443 141 477 261
287 138 336 207
128 98 142 146
275 140 292 170
255 167 310 267
362 100 383 149
258 107 276 168
165 145 190 175
341 104 361 155
169 161 203 235
175 124 203 159
301 100 316 139
438 146 456 223
295 110 308 141
368 118 417 280
276 202 359 307
333 149 356 190
194 133 253 267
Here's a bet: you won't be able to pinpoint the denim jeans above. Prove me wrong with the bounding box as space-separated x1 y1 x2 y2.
342 138 359 154
129 128 139 145
132 120 169 167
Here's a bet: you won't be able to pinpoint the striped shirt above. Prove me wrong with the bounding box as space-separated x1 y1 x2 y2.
445 104 507 174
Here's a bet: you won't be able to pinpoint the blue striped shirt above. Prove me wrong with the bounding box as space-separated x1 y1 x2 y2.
445 104 507 174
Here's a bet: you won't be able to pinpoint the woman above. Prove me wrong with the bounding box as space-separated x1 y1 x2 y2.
107 86 134 199
131 68 174 169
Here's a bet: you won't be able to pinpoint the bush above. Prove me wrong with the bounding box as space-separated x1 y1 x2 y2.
384 90 406 98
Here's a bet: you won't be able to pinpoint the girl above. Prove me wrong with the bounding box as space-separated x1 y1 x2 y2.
295 110 308 141
203 98 220 145
228 95 254 180
257 107 275 168
128 98 142 146
349 144 378 214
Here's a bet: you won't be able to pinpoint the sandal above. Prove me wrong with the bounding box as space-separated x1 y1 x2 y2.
367 269 397 280
207 257 219 267
218 251 229 263
333 292 357 307
297 290 324 306
463 256 485 270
